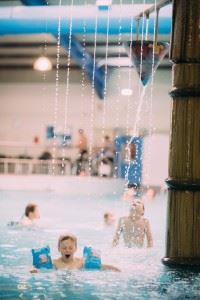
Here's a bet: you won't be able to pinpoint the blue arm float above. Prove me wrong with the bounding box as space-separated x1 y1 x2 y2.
83 246 101 270
32 245 53 269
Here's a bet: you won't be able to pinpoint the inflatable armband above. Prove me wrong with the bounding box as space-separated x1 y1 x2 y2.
32 245 53 269
83 246 101 270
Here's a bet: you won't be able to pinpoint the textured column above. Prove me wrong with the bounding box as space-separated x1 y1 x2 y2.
162 0 200 267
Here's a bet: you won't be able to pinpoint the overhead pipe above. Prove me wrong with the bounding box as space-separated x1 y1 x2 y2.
0 3 171 99
21 0 47 5
0 5 171 35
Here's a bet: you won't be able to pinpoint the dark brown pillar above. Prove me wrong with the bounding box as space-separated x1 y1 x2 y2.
162 0 200 267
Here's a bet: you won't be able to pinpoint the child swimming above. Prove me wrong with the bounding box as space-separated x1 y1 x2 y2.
31 233 120 272
8 203 40 227
112 201 153 248
20 203 40 226
122 183 141 204
104 212 115 226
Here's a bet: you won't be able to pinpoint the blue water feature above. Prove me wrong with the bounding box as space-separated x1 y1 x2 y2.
0 188 199 299
115 135 143 186
0 17 172 35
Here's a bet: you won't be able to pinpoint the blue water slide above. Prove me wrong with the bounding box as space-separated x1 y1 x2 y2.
0 3 171 99
19 0 106 99
59 34 105 99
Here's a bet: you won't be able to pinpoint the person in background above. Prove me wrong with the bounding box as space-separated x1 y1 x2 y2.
98 158 112 177
144 188 157 201
77 129 88 154
20 203 40 226
104 212 115 226
103 135 114 164
75 129 89 175
76 150 89 175
112 201 153 248
38 151 52 160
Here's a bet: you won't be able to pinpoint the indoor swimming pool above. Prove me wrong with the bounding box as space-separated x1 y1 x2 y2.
0 188 199 300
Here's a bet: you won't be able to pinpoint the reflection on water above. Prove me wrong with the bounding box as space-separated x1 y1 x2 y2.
0 189 199 299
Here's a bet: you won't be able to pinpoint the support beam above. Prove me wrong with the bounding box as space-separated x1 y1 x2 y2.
163 0 200 268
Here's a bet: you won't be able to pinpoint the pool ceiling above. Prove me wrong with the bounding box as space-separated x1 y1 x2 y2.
0 0 171 70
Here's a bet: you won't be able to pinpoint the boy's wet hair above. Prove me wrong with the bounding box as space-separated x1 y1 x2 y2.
25 203 37 217
104 212 111 219
127 183 139 189
58 233 77 249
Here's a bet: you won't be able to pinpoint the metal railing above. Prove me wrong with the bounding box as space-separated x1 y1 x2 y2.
0 158 72 175
135 0 172 19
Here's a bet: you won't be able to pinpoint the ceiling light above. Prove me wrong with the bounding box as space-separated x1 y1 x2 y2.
33 56 52 71
121 88 133 96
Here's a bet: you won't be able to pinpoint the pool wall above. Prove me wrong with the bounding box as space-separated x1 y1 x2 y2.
0 175 125 195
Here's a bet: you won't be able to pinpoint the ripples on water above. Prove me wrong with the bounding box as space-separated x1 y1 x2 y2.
0 190 199 299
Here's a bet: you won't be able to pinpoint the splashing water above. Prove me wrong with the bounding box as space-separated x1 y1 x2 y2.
88 10 98 177
100 7 110 168
125 85 147 187
0 189 199 299
52 0 62 176
61 0 74 175
125 0 135 139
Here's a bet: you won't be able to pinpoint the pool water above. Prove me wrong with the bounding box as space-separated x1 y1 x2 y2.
0 189 199 300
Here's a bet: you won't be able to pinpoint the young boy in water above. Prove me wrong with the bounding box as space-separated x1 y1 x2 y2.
20 203 40 226
112 201 153 248
122 183 141 204
104 212 115 226
31 233 120 272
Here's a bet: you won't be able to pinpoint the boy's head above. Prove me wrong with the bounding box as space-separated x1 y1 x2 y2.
58 233 77 261
104 212 115 226
129 201 144 219
25 203 40 220
127 183 139 190
78 129 84 135
104 135 110 141
126 183 139 196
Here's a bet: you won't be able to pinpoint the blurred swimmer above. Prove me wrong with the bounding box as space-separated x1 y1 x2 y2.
104 212 115 226
20 203 40 226
112 201 153 248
